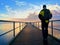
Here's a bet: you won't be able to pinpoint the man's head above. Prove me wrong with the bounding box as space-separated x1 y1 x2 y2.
43 5 46 9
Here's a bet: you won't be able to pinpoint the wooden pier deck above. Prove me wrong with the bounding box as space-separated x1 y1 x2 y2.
10 24 60 45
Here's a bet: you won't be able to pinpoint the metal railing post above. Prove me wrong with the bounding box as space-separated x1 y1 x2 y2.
38 22 39 29
36 22 38 27
22 22 23 29
51 21 53 36
19 22 21 31
13 22 15 38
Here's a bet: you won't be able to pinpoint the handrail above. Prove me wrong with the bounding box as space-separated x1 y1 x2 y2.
0 20 19 22
0 20 60 39
30 20 60 38
0 20 27 38
50 20 60 36
0 25 21 37
48 26 60 31
50 20 60 22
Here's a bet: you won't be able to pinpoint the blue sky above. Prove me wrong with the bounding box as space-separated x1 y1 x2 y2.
0 0 60 20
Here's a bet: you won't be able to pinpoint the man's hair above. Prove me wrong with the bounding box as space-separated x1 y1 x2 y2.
43 5 46 8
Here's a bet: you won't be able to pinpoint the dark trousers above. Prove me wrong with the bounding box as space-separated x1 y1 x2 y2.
41 20 49 39
41 20 49 45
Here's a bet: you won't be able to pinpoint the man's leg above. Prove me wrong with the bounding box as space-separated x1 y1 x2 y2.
41 21 48 45
45 22 49 39
41 21 46 39
41 21 44 30
43 22 49 45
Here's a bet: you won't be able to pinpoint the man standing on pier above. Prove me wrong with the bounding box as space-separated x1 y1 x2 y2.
38 5 52 45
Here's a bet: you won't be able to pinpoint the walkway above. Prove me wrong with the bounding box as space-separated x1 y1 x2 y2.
10 24 60 45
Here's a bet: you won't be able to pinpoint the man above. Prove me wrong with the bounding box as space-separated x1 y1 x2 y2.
38 5 52 45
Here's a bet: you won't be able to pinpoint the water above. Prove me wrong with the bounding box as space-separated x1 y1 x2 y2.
0 22 26 45
0 22 14 45
0 31 13 45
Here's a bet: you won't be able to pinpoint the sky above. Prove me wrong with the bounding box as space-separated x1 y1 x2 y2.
0 0 60 20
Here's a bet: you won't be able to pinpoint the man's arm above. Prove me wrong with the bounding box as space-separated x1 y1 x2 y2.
38 10 44 20
48 9 52 19
49 10 52 19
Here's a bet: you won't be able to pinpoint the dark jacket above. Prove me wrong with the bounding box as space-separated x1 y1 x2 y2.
38 9 52 20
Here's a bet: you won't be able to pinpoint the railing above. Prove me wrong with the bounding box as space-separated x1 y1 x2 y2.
30 20 60 40
0 20 60 45
0 20 27 38
50 20 60 40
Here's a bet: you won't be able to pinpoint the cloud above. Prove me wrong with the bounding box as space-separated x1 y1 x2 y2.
4 5 29 18
15 1 27 6
0 1 42 19
2 3 41 18
47 4 60 10
0 14 8 18
0 1 60 20
47 4 60 15
28 4 41 14
27 12 38 19
26 4 60 20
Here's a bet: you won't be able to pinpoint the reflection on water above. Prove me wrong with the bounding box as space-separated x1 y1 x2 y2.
0 31 13 45
0 22 26 45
